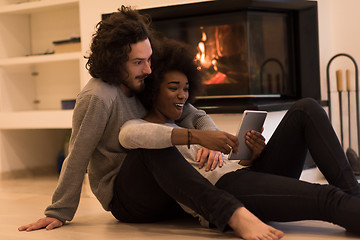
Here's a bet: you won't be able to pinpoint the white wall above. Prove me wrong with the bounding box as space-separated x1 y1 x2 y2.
316 0 360 153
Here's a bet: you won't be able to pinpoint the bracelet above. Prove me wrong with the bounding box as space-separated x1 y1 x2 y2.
187 129 192 149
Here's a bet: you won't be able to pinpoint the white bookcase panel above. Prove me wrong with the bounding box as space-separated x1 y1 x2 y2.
0 14 30 58
0 51 81 66
31 6 80 55
34 60 80 111
0 129 71 174
0 0 79 14
0 66 36 112
0 110 73 129
0 60 80 112
0 1 80 58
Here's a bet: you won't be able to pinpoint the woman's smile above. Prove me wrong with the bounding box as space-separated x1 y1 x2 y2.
151 70 189 123
175 103 185 110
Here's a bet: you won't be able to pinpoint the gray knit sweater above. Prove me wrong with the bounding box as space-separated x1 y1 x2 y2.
44 78 218 223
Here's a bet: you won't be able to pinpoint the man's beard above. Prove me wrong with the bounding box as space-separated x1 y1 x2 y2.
134 80 145 93
123 74 148 93
134 74 148 93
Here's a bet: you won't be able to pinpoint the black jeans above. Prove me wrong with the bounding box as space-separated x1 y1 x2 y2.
111 98 360 233
216 98 360 233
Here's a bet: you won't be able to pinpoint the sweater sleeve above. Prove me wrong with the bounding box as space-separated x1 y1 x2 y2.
119 120 174 149
176 103 219 131
44 95 110 223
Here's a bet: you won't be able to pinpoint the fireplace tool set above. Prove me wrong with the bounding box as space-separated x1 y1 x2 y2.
326 53 360 174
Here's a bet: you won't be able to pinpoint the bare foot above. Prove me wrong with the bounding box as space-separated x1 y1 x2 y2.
228 207 284 240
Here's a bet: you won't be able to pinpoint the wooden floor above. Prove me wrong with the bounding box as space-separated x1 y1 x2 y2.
1 169 360 240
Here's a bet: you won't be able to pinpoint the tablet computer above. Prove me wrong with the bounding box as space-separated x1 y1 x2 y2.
228 110 267 160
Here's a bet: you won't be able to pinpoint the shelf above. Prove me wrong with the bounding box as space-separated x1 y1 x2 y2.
0 0 79 14
0 110 73 129
0 52 82 66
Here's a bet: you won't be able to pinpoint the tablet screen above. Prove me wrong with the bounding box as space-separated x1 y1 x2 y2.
228 110 267 160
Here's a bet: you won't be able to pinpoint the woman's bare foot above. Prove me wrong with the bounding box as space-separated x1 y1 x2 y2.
228 207 284 240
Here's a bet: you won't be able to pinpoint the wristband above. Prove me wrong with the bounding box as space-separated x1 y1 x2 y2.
187 129 192 149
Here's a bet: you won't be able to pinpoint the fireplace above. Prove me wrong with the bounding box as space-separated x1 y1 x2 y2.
106 0 321 113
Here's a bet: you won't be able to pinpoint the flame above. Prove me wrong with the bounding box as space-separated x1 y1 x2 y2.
212 59 218 71
198 42 206 65
202 31 207 41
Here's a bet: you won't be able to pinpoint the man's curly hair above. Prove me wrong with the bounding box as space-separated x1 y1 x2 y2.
138 38 203 110
85 6 152 85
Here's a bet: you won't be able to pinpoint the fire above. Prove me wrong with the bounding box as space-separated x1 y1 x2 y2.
196 26 227 84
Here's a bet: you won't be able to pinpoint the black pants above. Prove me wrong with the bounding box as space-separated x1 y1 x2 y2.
111 98 360 233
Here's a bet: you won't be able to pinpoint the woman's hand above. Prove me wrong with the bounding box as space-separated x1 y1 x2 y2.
193 130 239 155
196 148 223 171
245 130 266 161
18 217 63 232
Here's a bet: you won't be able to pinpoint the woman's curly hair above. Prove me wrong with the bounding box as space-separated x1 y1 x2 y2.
139 38 203 110
85 6 152 85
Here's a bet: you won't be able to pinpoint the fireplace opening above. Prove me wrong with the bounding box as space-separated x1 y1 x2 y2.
152 10 293 99
106 0 322 113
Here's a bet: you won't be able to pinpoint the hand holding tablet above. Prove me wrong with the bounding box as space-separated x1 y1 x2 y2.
228 110 267 160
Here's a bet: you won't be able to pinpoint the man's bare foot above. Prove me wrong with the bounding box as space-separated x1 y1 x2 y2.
228 207 284 240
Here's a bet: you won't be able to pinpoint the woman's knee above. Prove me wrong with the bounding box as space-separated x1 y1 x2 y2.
291 98 326 116
294 97 319 109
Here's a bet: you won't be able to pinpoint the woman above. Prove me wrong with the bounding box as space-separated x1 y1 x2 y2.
119 38 360 239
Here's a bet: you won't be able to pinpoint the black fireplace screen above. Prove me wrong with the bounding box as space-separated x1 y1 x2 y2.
152 10 294 98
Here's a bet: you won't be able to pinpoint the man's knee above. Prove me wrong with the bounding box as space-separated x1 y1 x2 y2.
125 147 185 167
141 147 182 159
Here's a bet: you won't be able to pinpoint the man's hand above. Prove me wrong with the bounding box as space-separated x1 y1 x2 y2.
196 148 223 171
245 130 266 161
18 217 63 232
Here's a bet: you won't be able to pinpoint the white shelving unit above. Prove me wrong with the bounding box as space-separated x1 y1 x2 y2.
0 110 73 129
0 51 81 66
0 0 82 174
0 0 78 14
